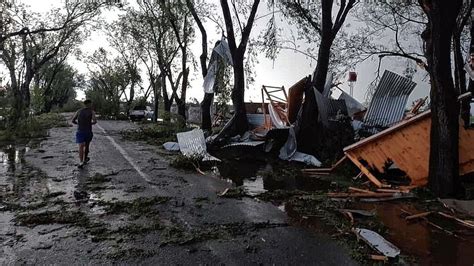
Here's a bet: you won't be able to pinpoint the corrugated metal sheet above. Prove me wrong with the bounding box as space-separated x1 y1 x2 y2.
364 70 416 129
176 129 220 162
222 141 265 148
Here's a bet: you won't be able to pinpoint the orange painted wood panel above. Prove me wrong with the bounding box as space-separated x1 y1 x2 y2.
345 112 474 187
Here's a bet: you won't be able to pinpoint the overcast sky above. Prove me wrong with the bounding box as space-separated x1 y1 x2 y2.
5 0 434 108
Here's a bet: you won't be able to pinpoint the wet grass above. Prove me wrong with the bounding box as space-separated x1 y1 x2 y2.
0 113 69 141
160 221 288 247
169 154 203 171
105 248 155 260
14 209 90 227
98 196 171 217
121 121 190 146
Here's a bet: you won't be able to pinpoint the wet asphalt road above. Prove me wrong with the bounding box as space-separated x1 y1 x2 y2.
0 118 356 265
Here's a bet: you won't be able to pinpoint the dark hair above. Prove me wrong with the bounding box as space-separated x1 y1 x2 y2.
84 99 92 105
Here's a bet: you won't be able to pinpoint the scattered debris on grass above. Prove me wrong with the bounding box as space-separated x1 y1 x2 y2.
98 196 171 217
14 209 89 227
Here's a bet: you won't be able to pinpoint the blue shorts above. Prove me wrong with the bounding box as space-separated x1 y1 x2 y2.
76 131 93 144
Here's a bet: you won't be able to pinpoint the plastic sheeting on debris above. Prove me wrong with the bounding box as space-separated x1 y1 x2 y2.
268 103 287 129
203 61 218 93
176 129 220 161
355 228 400 258
338 90 366 117
202 39 233 93
288 152 322 166
279 127 321 166
162 142 180 151
214 39 233 66
465 62 474 81
322 72 333 98
279 126 297 160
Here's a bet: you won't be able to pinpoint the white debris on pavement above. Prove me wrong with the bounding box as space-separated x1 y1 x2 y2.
163 142 180 151
355 228 400 258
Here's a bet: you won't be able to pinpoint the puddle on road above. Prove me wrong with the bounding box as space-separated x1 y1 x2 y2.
367 202 474 265
215 151 331 196
212 149 474 264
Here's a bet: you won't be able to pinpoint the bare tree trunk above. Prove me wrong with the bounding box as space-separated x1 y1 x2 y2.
229 55 248 135
177 68 188 121
201 93 214 130
185 0 213 130
219 0 259 136
420 0 462 197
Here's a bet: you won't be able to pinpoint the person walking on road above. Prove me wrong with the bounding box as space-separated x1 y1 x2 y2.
72 99 97 168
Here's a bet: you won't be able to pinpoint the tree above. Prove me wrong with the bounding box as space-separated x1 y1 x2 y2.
33 58 80 113
185 0 212 130
105 16 142 114
160 0 194 121
85 48 137 116
0 1 110 126
419 0 463 197
135 0 192 121
452 0 473 127
272 0 356 157
219 0 260 136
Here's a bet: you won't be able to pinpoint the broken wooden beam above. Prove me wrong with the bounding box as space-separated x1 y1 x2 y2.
405 211 432 220
438 211 474 229
327 192 394 198
348 187 376 194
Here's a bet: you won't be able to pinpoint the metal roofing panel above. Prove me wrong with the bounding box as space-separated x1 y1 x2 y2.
364 70 416 128
176 129 220 161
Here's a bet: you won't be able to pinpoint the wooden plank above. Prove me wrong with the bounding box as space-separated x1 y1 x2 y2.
405 211 432 220
327 192 394 198
349 187 375 194
345 152 383 188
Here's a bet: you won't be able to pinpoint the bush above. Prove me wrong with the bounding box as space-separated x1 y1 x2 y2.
121 121 190 146
0 113 69 141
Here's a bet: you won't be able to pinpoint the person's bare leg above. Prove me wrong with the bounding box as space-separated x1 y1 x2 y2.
78 143 85 163
84 141 90 163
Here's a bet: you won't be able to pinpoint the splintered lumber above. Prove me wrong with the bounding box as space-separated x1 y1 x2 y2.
338 209 376 217
438 212 474 229
302 168 333 173
376 188 407 193
400 209 466 240
327 192 394 198
353 172 363 180
349 187 376 194
219 188 230 197
370 255 388 261
344 153 383 188
405 211 432 220
302 156 347 173
344 110 474 188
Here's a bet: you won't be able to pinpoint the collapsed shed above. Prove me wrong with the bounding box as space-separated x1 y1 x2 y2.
344 110 474 187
